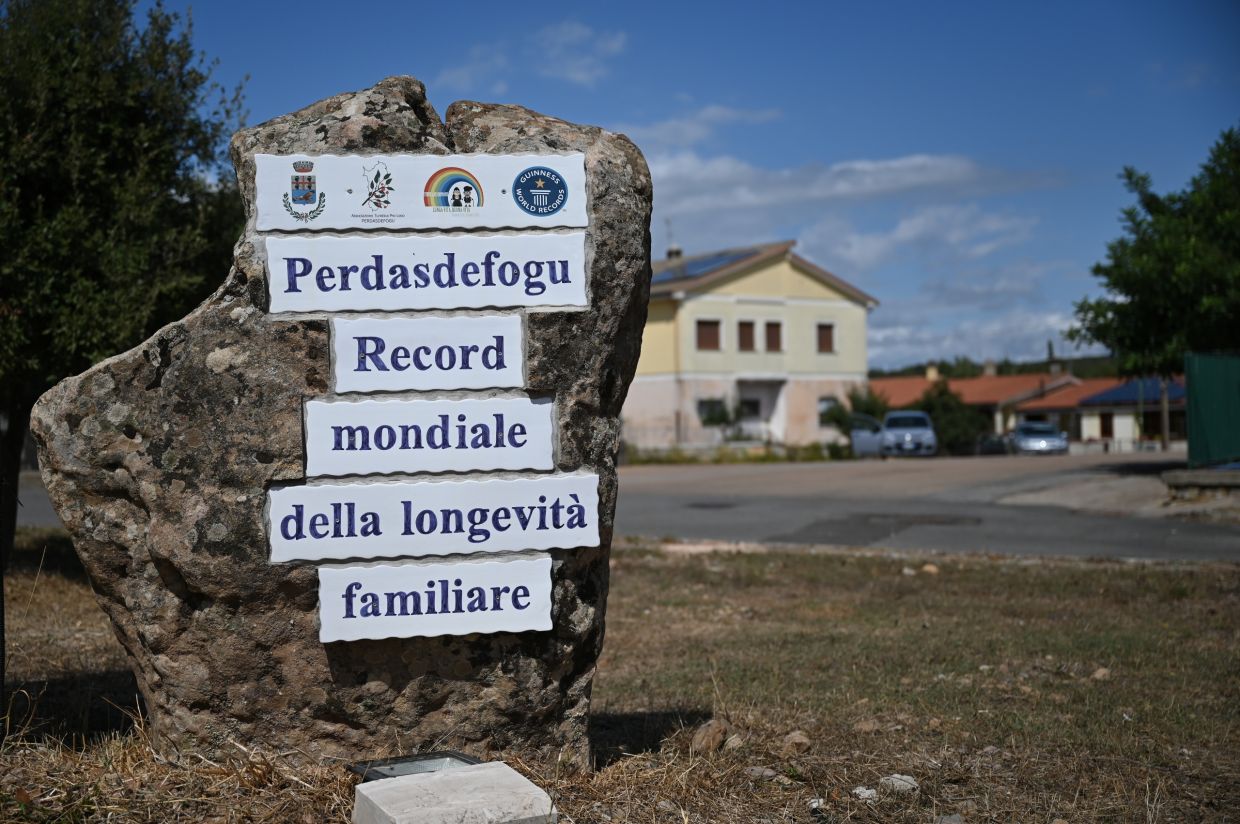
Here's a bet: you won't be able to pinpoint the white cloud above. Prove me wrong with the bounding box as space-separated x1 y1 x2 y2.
429 21 626 94
800 205 1037 273
650 150 983 218
1147 59 1213 91
535 22 626 87
868 307 1102 369
921 260 1065 311
617 105 781 150
432 45 509 93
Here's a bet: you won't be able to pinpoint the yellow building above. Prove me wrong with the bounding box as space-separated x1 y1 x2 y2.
624 241 878 448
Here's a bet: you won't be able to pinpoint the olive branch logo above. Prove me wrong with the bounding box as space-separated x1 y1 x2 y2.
363 166 394 209
282 192 327 222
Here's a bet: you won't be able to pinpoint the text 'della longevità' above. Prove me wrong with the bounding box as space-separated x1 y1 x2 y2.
267 474 599 563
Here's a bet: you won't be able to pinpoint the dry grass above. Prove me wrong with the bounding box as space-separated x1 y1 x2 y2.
3 527 1239 822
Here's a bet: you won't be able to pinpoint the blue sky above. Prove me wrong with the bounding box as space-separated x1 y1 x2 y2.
155 0 1239 368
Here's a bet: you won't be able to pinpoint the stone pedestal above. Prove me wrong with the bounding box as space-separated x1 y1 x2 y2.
30 76 652 766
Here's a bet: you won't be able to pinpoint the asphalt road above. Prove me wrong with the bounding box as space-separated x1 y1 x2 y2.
615 453 1240 561
19 453 1239 561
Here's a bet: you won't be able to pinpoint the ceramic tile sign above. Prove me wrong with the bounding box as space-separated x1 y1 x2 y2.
318 556 552 642
255 153 587 231
267 474 599 563
265 232 587 314
304 397 555 477
331 316 524 393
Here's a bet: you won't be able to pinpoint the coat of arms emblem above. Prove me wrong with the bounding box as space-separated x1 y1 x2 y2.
283 160 327 222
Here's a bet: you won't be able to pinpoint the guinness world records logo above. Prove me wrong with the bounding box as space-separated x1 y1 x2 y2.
512 166 567 216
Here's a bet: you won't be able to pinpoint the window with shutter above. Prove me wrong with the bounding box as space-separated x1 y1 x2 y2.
696 320 721 351
738 321 755 352
765 321 782 352
817 323 835 353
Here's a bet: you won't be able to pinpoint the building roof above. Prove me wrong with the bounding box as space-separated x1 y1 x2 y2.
1079 377 1186 407
649 241 878 307
1015 378 1125 412
867 375 935 407
870 372 1078 408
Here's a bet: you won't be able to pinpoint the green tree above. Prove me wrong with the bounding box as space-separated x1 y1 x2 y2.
0 0 244 718
821 386 889 452
912 381 990 456
1069 127 1240 373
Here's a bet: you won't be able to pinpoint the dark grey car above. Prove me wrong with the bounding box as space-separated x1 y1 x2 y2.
848 413 884 458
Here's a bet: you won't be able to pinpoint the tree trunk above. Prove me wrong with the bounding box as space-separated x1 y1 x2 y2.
1 400 33 743
1159 378 1171 452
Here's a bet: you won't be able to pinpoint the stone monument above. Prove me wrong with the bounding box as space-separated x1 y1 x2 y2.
30 76 652 768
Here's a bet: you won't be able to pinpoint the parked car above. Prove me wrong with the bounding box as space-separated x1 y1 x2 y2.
1008 421 1069 455
848 413 884 458
880 411 937 457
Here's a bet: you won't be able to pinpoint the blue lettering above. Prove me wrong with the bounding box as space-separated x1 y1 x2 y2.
523 260 546 296
360 256 383 290
316 266 336 291
284 258 311 293
355 336 388 372
280 504 305 539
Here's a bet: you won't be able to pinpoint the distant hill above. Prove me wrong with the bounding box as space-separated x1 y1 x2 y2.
869 355 1118 380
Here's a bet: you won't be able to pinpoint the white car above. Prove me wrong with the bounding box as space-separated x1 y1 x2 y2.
880 411 938 457
1009 422 1069 455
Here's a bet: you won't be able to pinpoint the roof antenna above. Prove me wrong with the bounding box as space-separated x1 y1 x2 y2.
665 217 682 259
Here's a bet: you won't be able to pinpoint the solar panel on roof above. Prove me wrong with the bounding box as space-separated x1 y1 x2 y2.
651 249 759 284
1081 378 1186 405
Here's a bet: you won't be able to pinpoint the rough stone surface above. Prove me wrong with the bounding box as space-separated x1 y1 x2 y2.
30 76 652 767
689 718 731 754
879 773 919 794
780 729 811 756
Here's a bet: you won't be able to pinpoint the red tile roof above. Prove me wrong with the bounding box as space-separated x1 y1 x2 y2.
1014 378 1124 412
868 375 933 407
870 373 1078 408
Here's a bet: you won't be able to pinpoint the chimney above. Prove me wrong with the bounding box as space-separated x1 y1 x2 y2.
666 245 683 260
983 359 997 377
925 364 940 382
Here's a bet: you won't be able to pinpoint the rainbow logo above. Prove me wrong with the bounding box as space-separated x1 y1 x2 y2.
423 167 484 209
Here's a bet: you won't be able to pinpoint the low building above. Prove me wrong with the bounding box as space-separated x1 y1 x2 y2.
1010 376 1186 452
622 241 878 449
1010 377 1123 439
871 365 1078 434
1074 377 1186 451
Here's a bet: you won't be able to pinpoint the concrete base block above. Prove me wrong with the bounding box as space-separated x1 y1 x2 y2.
353 761 557 824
